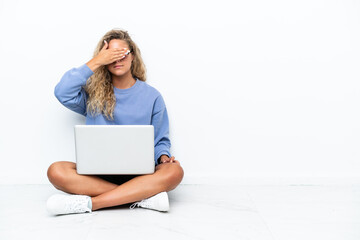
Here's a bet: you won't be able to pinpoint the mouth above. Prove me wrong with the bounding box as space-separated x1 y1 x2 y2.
114 65 123 69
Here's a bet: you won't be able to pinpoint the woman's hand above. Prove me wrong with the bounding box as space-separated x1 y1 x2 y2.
86 40 129 72
159 155 176 164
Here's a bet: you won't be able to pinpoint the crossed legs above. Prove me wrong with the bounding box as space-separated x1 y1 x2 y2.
47 160 184 211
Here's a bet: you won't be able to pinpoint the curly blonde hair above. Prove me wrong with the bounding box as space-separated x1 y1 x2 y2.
84 29 146 121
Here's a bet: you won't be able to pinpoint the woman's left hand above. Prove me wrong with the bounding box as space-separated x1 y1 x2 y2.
160 155 175 164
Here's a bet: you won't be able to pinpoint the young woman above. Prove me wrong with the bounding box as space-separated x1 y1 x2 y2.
46 29 184 215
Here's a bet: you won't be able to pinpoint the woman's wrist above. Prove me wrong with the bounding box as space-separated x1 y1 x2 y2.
86 57 102 72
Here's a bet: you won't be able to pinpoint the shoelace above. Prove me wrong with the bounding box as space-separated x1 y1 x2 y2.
130 198 154 209
130 200 145 209
66 196 91 213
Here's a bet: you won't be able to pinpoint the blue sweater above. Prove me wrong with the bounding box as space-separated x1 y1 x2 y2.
54 64 171 166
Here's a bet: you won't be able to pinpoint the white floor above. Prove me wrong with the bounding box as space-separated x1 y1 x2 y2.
0 184 359 240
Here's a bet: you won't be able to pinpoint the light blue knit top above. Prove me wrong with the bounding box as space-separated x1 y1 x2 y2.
54 64 171 166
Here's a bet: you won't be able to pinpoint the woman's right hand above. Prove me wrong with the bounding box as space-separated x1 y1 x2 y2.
86 40 129 72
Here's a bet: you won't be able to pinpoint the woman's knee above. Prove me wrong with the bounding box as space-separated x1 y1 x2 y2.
47 161 75 186
160 163 184 191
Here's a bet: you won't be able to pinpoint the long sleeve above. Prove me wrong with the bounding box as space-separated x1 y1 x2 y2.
151 94 171 166
54 64 93 116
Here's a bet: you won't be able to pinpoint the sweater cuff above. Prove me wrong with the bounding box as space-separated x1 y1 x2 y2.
155 148 171 164
79 64 94 80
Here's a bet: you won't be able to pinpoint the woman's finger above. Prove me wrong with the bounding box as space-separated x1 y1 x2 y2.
171 160 180 165
111 48 126 53
102 40 108 50
112 54 126 62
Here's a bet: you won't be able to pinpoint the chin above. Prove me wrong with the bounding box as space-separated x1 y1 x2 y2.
110 69 130 77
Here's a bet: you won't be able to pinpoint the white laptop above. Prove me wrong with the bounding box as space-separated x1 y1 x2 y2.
74 125 155 175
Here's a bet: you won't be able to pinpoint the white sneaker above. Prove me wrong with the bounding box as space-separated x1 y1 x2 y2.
130 192 169 212
46 194 92 215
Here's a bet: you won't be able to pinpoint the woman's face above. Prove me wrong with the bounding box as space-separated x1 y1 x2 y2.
106 39 134 77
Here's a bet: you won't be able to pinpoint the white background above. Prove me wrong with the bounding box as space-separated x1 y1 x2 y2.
0 0 359 185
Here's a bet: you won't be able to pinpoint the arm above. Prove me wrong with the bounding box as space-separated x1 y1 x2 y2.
151 95 172 166
54 40 130 116
54 64 93 116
